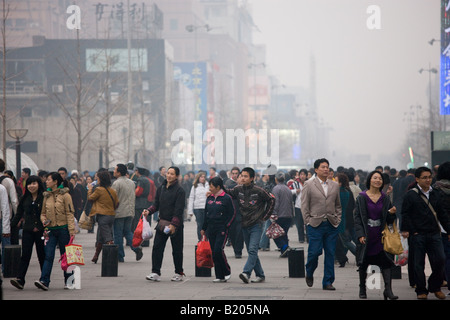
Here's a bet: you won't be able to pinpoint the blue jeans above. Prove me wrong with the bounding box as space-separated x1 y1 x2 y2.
273 217 292 251
193 209 205 241
259 219 271 249
306 221 339 287
40 227 73 287
114 216 138 261
242 222 265 278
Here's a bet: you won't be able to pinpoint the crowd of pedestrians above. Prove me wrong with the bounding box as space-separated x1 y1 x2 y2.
1 158 449 300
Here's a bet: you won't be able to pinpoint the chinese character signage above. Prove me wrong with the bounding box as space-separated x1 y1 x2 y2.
174 62 208 129
441 0 450 115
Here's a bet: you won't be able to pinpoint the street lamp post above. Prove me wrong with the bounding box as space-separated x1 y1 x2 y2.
7 129 28 179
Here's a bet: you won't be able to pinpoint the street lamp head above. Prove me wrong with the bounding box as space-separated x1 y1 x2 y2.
430 68 438 74
7 129 28 140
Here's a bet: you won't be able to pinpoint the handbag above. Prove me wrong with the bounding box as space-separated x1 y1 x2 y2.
265 221 285 239
196 236 213 268
79 210 93 230
381 221 403 255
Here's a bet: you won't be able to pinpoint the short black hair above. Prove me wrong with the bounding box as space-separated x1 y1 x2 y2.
314 158 329 169
437 162 450 181
22 168 31 175
58 167 67 173
209 176 224 189
242 167 255 179
415 166 432 179
168 166 180 176
116 164 128 176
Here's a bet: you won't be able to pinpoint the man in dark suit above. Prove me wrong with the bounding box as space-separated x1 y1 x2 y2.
301 158 342 290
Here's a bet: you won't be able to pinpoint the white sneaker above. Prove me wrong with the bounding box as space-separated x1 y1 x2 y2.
251 276 265 283
213 278 227 283
171 273 185 282
146 273 161 282
225 274 231 281
239 272 249 284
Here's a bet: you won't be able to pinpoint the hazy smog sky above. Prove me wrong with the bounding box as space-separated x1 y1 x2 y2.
250 0 441 170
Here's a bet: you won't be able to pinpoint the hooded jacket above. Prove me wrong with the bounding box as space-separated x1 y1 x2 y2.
40 187 76 235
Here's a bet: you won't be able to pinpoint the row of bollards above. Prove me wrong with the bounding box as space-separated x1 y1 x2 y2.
5 245 405 282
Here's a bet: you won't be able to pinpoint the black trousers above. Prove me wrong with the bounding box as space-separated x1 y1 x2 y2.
208 229 231 279
18 229 45 282
228 212 244 256
151 225 184 275
411 232 446 295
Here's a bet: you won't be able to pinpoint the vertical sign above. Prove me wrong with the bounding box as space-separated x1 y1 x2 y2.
441 0 450 115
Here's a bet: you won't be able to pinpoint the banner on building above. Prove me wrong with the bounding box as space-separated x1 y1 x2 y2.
441 0 450 115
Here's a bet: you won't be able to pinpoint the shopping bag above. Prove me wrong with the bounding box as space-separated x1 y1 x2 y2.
266 221 285 239
142 215 153 240
79 211 93 230
132 214 144 248
65 240 85 266
196 236 213 268
395 235 409 266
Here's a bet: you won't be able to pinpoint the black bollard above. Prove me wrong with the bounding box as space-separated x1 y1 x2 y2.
288 247 305 278
195 245 211 277
3 245 21 278
101 244 118 277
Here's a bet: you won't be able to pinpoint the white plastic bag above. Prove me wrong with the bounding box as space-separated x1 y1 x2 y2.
395 235 408 266
142 216 153 240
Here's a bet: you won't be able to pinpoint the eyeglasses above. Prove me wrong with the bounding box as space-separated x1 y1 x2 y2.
419 176 432 180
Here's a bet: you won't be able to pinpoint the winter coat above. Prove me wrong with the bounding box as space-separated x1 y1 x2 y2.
187 182 209 215
202 190 236 233
111 176 136 218
11 192 44 232
401 184 450 235
353 192 396 266
88 186 119 217
147 180 186 228
226 182 275 228
40 187 76 236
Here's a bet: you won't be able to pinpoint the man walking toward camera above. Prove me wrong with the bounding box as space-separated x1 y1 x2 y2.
401 166 450 300
301 158 342 290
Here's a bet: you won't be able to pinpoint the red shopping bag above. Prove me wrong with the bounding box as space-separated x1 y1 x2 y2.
196 236 213 268
132 214 144 248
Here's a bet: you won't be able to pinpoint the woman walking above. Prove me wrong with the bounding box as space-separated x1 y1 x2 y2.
201 177 236 282
188 172 209 241
35 172 75 290
354 170 398 300
10 176 45 290
87 170 119 263
143 166 186 282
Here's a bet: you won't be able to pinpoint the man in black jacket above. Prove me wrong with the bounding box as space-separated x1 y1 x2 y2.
401 166 450 300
